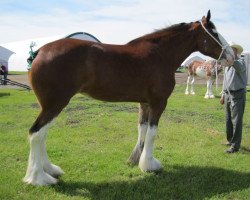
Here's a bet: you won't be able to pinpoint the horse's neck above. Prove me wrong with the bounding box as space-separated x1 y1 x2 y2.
160 31 196 71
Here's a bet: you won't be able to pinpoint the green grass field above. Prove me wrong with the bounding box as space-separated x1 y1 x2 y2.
0 85 249 200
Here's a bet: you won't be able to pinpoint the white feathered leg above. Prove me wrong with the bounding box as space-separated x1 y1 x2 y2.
208 79 215 98
185 76 191 95
23 122 58 185
128 123 147 164
204 79 214 99
139 125 161 172
42 133 64 177
190 76 195 95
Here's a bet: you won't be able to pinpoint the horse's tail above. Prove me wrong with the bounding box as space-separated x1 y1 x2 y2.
27 50 39 70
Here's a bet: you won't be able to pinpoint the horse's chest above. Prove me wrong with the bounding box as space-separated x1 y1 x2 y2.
195 67 207 78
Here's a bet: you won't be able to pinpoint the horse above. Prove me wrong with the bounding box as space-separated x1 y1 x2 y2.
185 59 223 98
23 10 234 185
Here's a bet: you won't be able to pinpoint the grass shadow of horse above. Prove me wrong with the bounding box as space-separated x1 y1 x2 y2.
53 165 250 199
0 93 10 97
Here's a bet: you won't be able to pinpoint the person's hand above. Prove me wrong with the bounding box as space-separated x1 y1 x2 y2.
220 96 224 105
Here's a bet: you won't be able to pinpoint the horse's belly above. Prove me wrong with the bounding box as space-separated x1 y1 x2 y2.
195 68 206 78
80 85 147 103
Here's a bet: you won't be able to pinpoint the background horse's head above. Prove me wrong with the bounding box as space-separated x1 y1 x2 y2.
191 10 235 66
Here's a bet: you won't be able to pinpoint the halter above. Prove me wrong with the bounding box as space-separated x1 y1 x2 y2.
200 21 229 91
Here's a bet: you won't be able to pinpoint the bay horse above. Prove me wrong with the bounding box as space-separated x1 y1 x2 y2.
23 10 234 185
185 59 223 98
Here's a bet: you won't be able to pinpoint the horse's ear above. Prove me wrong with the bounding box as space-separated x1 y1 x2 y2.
201 10 211 26
206 10 211 22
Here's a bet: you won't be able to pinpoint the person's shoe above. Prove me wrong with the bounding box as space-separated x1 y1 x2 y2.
225 147 239 154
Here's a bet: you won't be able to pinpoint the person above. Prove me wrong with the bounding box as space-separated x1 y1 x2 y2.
220 41 247 153
0 64 8 85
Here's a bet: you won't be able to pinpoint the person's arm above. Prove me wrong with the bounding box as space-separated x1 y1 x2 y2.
232 59 246 73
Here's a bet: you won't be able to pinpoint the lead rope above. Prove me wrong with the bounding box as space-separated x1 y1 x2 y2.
200 21 231 96
215 49 225 91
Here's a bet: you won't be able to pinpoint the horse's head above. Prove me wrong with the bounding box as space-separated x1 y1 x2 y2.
191 10 234 66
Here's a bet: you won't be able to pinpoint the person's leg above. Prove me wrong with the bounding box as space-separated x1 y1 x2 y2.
3 73 7 85
225 93 233 143
230 92 246 150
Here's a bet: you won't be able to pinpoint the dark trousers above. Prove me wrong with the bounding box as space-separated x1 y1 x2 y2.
0 73 7 85
224 91 246 150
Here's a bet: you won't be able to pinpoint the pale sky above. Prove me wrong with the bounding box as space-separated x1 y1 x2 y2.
1 0 250 52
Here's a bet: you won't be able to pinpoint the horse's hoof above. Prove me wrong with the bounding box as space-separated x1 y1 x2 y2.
185 91 189 95
139 156 162 172
23 170 58 186
191 92 195 95
44 163 64 178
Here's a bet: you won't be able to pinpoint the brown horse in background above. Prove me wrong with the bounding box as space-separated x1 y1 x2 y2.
185 59 223 98
24 11 234 185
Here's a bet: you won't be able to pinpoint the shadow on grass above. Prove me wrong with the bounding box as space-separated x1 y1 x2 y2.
0 93 10 97
53 165 250 200
241 146 250 154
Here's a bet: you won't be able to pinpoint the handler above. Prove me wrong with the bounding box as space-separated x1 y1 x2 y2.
220 41 247 153
0 64 8 85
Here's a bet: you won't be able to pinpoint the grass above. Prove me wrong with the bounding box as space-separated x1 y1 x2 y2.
0 85 249 200
8 71 28 75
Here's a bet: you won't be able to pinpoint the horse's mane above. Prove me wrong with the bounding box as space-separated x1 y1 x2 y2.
127 22 191 45
127 20 216 45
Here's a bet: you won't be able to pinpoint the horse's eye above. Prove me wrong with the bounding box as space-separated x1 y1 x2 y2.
213 33 218 37
211 30 218 37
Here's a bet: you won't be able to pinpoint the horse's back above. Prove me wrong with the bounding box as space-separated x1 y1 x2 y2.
29 39 149 103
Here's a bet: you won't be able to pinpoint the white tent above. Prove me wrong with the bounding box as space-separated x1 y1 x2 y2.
182 55 205 67
0 32 100 71
0 46 15 70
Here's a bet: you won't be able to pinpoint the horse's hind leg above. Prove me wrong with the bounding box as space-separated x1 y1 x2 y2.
190 75 195 95
23 120 58 185
128 103 149 165
23 100 69 185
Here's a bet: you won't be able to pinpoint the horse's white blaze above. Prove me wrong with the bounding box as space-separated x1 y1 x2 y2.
23 121 60 185
139 126 161 172
212 29 234 64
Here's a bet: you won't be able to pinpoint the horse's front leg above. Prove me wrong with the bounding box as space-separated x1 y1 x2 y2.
139 101 167 172
185 75 191 95
204 78 214 99
128 103 149 165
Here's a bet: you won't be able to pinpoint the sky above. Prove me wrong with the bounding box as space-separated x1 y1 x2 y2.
1 0 250 53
